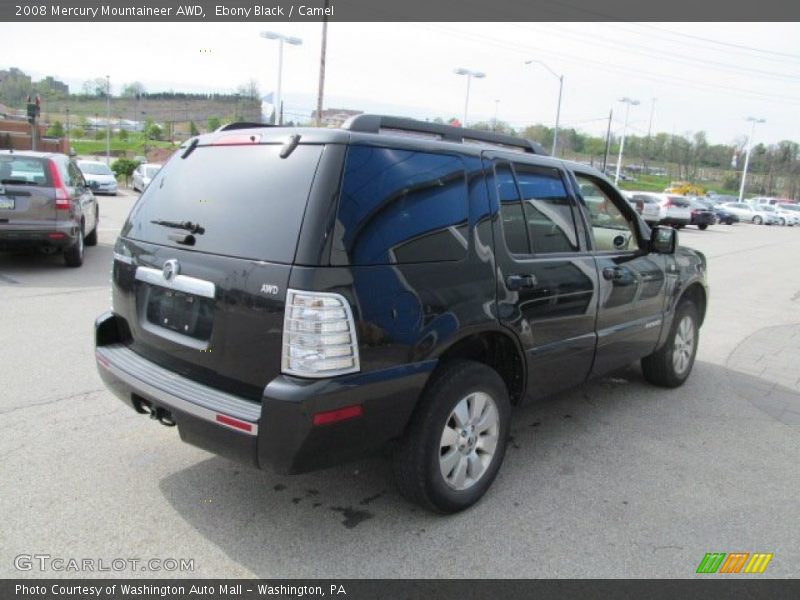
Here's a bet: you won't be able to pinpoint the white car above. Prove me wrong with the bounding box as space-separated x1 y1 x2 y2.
627 191 666 225
721 202 779 225
770 203 800 226
629 192 691 228
77 160 118 195
132 163 162 193
775 203 800 226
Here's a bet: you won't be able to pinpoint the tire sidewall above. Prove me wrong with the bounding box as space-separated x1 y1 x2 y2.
665 302 699 385
422 365 511 512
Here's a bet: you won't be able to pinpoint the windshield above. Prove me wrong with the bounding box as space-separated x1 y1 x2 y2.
79 162 113 176
122 143 324 263
780 204 800 212
144 166 160 178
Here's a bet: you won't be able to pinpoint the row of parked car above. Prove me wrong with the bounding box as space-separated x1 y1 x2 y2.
624 191 800 230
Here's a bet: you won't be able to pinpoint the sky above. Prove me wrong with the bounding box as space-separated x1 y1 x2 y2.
2 22 800 146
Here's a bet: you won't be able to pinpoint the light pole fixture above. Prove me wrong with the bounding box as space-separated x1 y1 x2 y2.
738 117 766 203
614 97 640 185
105 75 111 164
260 31 303 125
453 67 486 127
525 59 563 156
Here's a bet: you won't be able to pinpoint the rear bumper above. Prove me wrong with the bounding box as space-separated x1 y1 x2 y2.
0 222 80 249
94 312 433 474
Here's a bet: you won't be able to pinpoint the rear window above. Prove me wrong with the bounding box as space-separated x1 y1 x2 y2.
0 155 52 186
668 196 690 207
335 146 468 265
122 144 323 262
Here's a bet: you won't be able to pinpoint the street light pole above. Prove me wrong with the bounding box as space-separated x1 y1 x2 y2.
453 67 486 127
525 60 563 156
614 97 640 185
105 75 111 165
738 116 766 203
260 31 303 126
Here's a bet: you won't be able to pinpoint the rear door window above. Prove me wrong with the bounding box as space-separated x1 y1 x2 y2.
122 144 323 263
335 146 468 265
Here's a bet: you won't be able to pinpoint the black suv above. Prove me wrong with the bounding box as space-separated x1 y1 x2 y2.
95 116 707 513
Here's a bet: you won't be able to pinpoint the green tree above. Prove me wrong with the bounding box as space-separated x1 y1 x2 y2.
111 158 138 187
189 121 199 136
146 123 163 141
95 129 105 141
207 116 221 131
121 82 146 98
118 128 128 141
46 121 65 137
71 127 85 139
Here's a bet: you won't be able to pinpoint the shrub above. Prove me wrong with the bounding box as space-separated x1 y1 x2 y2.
111 158 138 187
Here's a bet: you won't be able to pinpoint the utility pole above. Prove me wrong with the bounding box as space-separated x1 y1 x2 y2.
738 117 766 203
644 97 656 169
602 108 613 172
315 0 329 127
615 97 640 185
105 75 111 165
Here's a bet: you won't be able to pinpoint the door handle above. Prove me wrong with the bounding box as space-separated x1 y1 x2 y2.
506 274 537 290
602 267 624 281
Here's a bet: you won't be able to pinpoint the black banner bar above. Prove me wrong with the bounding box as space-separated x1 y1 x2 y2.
3 0 800 22
3 580 800 600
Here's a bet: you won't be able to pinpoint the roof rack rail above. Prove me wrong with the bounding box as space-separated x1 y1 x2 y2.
341 114 546 155
216 122 277 132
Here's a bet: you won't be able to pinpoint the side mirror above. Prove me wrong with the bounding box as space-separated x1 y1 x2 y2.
650 226 676 254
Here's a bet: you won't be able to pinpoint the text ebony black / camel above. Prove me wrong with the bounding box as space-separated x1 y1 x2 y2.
95 116 708 513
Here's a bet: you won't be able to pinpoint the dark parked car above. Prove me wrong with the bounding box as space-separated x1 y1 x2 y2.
95 116 708 513
0 150 99 267
687 198 716 230
696 198 738 225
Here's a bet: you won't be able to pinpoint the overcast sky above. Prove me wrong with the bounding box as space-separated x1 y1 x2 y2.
3 22 800 145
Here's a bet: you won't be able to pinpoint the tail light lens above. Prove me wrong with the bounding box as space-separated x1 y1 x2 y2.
282 289 360 378
48 160 70 210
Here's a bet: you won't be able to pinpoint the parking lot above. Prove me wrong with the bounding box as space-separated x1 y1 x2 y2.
1 193 799 578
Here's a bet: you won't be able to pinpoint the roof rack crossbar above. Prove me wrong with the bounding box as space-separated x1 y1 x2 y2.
341 114 546 155
217 122 277 132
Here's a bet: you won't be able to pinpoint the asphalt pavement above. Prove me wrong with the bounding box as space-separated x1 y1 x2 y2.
1 196 799 578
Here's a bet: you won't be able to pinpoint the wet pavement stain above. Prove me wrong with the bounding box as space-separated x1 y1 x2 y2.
273 484 286 492
330 506 374 529
359 491 385 506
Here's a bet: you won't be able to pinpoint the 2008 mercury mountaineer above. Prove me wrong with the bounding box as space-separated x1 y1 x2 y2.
95 116 708 513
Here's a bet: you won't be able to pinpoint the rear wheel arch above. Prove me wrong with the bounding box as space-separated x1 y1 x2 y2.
432 329 526 405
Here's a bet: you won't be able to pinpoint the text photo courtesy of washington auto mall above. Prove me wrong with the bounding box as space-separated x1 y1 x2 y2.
1 1 800 598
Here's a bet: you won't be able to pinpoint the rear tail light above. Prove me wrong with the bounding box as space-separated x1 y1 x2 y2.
48 160 70 210
282 289 360 378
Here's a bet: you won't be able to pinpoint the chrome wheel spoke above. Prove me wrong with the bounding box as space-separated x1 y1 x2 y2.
469 393 487 423
474 404 497 434
451 456 468 488
440 425 459 448
452 399 470 428
467 451 485 481
477 433 498 453
440 447 460 478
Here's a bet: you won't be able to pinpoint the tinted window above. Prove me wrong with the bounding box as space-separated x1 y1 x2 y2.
122 144 323 263
515 164 579 254
336 146 468 265
494 162 528 254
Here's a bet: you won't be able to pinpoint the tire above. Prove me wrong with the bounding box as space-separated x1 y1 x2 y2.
779 218 786 226
641 301 699 388
84 208 99 247
753 216 763 225
698 223 708 231
392 360 511 513
63 222 85 268
726 218 734 225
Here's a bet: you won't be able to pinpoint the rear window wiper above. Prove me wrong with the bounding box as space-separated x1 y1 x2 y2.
150 219 205 234
1 178 39 186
